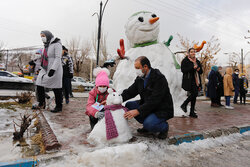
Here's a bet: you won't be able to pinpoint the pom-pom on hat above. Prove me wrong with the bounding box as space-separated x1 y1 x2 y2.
93 67 110 87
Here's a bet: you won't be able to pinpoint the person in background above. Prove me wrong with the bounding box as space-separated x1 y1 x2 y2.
29 49 51 109
239 73 248 105
215 66 224 106
180 48 203 118
86 67 111 130
61 45 74 104
207 66 219 107
232 69 240 104
223 67 234 109
35 30 63 113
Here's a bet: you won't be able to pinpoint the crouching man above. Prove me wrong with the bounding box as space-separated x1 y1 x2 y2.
122 56 174 139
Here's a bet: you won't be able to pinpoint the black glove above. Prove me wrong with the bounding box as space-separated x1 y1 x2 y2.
29 60 35 66
232 89 235 92
48 69 55 77
69 73 73 79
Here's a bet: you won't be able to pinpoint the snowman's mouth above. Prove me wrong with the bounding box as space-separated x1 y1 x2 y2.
139 24 159 32
139 28 154 32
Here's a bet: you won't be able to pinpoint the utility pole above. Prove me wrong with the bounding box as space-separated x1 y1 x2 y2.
241 49 244 73
93 0 109 67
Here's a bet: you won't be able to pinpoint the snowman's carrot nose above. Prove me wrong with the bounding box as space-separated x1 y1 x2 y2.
149 17 159 24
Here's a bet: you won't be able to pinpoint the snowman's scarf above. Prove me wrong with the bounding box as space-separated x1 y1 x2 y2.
133 40 158 48
104 105 128 140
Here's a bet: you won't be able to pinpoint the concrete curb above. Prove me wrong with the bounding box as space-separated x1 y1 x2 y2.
168 125 250 145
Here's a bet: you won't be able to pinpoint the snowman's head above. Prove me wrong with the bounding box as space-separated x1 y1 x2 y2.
125 11 160 47
106 88 123 105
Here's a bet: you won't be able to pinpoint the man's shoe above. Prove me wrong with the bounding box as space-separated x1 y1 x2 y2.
50 108 62 113
137 128 149 134
158 131 168 139
189 112 198 118
158 126 169 139
180 104 187 113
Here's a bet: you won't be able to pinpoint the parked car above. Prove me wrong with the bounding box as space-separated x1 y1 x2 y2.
71 77 94 91
0 71 34 90
0 71 33 83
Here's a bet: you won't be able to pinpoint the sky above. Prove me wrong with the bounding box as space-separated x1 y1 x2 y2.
0 0 250 65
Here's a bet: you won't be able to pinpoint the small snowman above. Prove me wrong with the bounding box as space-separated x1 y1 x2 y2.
113 11 186 116
88 88 132 145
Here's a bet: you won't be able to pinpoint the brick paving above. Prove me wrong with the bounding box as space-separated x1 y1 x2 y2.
46 97 250 147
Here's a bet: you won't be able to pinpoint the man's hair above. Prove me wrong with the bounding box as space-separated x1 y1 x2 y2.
188 48 195 53
135 56 151 69
235 69 239 72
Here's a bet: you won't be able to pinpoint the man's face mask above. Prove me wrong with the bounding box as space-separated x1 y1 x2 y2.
135 69 144 77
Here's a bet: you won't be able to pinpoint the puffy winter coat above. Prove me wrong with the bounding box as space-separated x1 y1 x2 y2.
223 68 234 96
86 87 109 117
36 38 63 89
121 68 174 120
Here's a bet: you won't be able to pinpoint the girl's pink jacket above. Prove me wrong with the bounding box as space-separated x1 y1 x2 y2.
85 87 109 117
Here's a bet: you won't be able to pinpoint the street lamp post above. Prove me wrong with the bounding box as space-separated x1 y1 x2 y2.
93 0 109 67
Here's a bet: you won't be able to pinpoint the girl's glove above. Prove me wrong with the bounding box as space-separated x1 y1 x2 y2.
96 111 105 120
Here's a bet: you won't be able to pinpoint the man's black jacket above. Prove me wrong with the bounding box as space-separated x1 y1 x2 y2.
121 68 174 120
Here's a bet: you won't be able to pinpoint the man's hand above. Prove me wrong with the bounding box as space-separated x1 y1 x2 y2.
124 109 140 120
197 67 200 71
194 65 198 69
100 100 106 105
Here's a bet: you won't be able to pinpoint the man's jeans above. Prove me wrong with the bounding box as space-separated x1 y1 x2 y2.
125 101 168 133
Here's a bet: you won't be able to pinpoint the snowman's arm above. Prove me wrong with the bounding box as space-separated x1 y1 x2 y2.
121 79 139 102
163 35 173 47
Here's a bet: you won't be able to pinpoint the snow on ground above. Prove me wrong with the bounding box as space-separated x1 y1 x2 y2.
39 127 250 167
0 99 17 103
0 108 30 162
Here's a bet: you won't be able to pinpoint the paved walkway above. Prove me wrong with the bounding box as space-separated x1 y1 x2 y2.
44 97 250 148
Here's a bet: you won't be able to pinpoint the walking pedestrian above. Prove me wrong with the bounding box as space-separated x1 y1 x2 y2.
61 45 74 104
232 69 240 104
35 30 63 113
223 67 235 109
180 48 203 118
207 66 219 107
239 73 248 104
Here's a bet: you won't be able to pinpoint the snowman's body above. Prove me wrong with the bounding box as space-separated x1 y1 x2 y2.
88 108 132 145
113 11 187 116
88 89 132 145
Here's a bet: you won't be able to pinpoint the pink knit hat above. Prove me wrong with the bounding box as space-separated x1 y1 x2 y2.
93 67 110 87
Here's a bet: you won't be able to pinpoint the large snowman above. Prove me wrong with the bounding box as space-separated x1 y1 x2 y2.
113 11 186 116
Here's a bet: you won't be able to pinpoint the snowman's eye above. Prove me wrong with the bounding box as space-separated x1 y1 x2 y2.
113 94 115 96
138 17 144 22
152 14 157 18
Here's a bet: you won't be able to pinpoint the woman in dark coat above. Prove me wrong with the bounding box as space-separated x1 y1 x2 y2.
207 66 219 107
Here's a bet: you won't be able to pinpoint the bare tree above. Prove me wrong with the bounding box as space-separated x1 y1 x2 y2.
66 38 91 77
176 34 221 94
